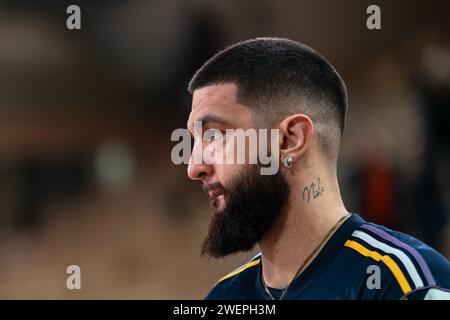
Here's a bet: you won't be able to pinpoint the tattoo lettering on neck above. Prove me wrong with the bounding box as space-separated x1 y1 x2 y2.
303 177 325 202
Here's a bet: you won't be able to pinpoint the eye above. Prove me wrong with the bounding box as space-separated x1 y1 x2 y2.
203 128 223 142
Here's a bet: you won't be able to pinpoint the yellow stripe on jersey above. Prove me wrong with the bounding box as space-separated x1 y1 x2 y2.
344 240 412 294
217 259 261 284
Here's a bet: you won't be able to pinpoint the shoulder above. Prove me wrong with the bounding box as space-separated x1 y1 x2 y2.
205 253 261 300
343 221 450 300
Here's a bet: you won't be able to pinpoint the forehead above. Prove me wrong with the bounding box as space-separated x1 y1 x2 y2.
188 83 252 130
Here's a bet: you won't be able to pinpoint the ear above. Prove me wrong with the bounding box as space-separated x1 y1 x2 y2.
278 114 315 161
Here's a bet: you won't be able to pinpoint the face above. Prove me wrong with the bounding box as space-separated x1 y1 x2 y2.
187 83 289 258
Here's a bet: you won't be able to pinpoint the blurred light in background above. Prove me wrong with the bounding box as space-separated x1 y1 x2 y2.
95 139 136 192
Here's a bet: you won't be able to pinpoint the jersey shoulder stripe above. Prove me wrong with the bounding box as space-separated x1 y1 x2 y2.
359 223 436 286
216 253 261 284
351 229 424 289
344 239 413 294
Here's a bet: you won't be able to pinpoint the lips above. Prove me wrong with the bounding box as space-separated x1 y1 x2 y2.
208 189 223 197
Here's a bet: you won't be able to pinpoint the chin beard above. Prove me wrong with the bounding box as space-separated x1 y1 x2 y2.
201 165 289 258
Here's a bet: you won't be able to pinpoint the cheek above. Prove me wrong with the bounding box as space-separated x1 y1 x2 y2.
223 132 261 166
214 163 242 187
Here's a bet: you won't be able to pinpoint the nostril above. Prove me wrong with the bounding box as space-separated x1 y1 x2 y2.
187 163 209 181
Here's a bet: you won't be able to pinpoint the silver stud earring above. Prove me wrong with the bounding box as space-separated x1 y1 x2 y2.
283 155 294 168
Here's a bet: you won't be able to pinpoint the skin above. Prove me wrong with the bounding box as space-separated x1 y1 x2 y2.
187 82 349 289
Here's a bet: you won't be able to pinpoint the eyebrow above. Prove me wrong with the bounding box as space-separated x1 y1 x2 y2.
198 115 231 126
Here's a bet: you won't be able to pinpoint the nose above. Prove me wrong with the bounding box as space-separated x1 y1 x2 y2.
187 141 213 181
187 161 212 181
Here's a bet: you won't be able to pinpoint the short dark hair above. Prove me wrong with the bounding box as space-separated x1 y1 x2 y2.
188 37 348 162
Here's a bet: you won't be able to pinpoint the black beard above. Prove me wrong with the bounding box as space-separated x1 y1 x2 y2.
201 165 289 258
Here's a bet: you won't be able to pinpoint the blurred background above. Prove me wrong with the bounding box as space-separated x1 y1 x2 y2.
0 0 449 299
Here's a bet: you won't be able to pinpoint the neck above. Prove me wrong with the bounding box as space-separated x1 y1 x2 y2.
259 172 349 289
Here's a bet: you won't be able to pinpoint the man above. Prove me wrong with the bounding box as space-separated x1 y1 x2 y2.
185 38 450 299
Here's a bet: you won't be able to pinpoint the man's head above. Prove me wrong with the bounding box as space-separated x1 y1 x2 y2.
186 37 348 258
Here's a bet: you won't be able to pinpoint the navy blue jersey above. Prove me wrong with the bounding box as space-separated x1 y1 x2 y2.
205 213 450 300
